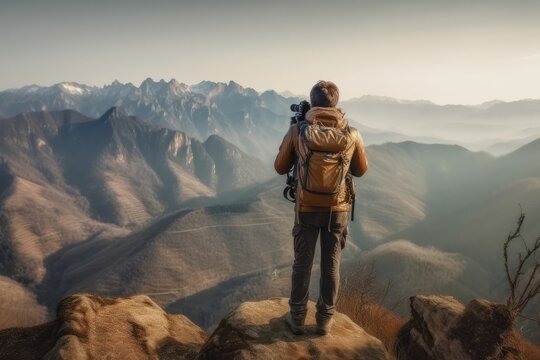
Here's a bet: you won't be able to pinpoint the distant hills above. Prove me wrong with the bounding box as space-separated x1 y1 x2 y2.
354 138 540 271
3 79 540 158
342 95 540 154
348 139 540 336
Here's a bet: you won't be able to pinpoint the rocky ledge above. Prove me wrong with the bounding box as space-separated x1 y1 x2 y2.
0 294 207 360
0 295 389 360
198 297 389 360
396 295 513 360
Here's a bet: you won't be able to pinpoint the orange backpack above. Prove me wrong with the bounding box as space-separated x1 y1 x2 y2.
296 122 353 207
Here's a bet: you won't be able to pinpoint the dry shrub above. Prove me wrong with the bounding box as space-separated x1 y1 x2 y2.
337 292 405 351
337 263 406 355
501 212 540 359
503 331 540 360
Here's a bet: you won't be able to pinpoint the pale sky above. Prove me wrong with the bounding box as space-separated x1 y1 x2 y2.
1 0 540 104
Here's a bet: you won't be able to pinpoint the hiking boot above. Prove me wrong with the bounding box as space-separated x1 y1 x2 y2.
285 312 305 335
316 316 333 335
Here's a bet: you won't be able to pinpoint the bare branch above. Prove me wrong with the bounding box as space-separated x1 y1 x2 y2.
504 211 525 307
503 211 540 321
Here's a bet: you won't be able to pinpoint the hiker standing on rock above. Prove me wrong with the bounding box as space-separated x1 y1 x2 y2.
274 80 368 335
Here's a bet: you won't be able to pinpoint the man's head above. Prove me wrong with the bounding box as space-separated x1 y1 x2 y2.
310 80 339 108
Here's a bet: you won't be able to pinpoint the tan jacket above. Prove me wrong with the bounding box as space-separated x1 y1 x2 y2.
274 107 368 212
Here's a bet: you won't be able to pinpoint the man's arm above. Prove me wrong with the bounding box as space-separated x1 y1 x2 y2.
274 126 296 175
349 130 368 177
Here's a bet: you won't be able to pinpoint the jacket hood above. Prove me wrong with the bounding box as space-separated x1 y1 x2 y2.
305 107 347 128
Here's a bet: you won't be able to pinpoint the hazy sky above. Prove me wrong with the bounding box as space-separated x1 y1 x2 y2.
1 0 540 104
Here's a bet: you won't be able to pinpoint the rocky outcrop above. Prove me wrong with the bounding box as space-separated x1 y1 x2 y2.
1 295 391 360
198 297 389 360
0 294 207 360
396 295 513 360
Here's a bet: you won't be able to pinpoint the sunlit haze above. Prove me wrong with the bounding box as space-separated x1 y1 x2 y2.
1 0 540 104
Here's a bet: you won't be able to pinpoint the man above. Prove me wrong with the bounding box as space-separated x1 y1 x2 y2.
274 80 368 335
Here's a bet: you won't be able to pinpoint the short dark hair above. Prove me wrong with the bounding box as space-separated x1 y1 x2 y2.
310 80 339 107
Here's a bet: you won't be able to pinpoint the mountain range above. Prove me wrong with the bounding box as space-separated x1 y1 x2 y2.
344 95 540 154
0 80 294 163
0 108 269 289
1 80 540 339
3 79 540 159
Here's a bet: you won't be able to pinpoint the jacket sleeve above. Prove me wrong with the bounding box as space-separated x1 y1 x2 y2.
349 130 368 177
274 126 296 175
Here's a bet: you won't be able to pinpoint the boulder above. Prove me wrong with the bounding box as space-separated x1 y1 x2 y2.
396 295 513 360
0 294 207 360
197 297 389 360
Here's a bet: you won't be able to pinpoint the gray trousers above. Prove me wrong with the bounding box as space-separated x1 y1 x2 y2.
289 211 349 322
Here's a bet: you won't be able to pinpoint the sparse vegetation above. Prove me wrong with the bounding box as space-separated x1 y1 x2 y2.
337 263 405 356
503 331 540 360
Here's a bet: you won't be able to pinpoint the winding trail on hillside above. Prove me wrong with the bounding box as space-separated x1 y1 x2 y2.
165 216 289 234
144 260 292 297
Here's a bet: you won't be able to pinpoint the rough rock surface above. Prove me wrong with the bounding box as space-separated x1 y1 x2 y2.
198 297 389 360
0 294 207 360
396 295 512 360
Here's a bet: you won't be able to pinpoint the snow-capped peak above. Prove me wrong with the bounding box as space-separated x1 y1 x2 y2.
59 83 87 95
21 85 41 93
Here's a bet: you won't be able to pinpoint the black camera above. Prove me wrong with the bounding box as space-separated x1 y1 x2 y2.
290 100 311 124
